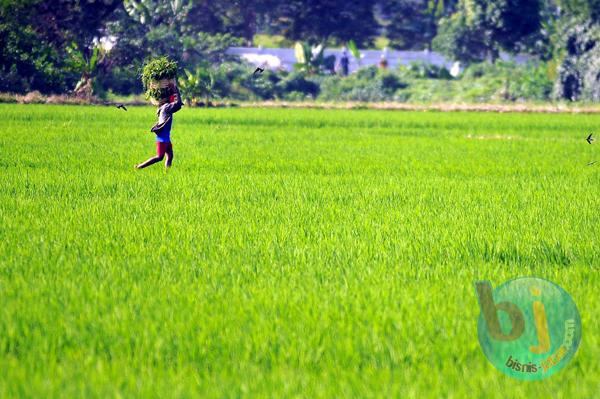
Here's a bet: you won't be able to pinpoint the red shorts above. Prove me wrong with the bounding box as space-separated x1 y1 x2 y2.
156 142 173 157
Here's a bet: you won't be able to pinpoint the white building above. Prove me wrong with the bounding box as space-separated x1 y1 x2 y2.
227 47 532 74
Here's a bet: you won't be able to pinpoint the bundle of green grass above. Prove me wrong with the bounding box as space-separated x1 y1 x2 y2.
141 57 178 103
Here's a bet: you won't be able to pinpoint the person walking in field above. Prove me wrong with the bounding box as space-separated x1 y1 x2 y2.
339 48 349 76
135 83 183 170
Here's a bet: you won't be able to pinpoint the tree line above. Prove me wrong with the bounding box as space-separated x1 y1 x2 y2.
1 0 599 101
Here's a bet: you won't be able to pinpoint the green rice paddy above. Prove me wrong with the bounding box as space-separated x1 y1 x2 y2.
1 104 598 397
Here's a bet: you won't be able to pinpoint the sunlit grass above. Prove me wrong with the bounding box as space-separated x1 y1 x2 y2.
0 104 598 397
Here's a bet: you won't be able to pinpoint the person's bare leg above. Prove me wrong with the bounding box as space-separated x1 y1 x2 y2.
136 155 164 169
165 150 173 169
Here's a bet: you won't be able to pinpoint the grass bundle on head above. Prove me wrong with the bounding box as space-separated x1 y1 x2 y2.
141 57 179 102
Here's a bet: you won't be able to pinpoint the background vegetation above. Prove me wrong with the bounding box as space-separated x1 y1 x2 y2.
1 0 600 103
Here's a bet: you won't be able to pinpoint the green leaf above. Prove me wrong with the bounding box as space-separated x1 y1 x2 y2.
294 42 306 64
348 40 360 60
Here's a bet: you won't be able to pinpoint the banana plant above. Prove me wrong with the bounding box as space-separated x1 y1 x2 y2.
293 42 335 74
347 40 363 67
178 66 217 105
68 44 104 97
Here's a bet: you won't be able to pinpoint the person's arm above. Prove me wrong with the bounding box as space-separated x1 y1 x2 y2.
163 85 183 114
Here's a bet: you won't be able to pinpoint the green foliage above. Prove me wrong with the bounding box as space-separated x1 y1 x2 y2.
178 67 208 104
0 0 596 104
293 42 335 74
0 0 119 94
0 0 121 94
272 0 379 47
553 17 600 101
394 61 553 102
433 12 489 63
466 61 553 101
141 57 179 85
66 44 107 97
177 62 276 101
347 40 362 65
253 34 295 48
97 66 144 96
433 0 542 63
106 2 244 94
123 0 190 27
115 1 244 74
515 0 557 61
559 0 600 23
240 69 281 100
318 66 407 101
379 0 456 50
141 57 179 100
276 72 320 99
400 61 453 79
184 0 278 42
296 60 550 103
175 64 321 102
374 36 391 50
0 23 76 93
178 65 231 105
182 33 244 65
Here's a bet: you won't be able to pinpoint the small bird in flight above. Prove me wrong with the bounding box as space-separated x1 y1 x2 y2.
588 161 596 166
116 104 128 111
253 67 264 75
586 133 594 144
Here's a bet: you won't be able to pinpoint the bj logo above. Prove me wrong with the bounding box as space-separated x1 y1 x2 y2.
474 277 581 380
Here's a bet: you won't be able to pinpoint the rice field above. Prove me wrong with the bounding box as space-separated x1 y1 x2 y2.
1 104 599 397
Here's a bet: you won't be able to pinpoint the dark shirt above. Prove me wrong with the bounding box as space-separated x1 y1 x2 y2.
151 88 183 142
340 55 349 76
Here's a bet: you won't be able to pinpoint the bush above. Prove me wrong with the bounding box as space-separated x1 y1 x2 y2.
459 61 553 102
400 61 453 80
511 63 553 101
276 72 320 99
282 91 312 101
318 67 407 102
462 62 508 79
97 66 143 96
390 60 553 103
0 23 80 94
394 80 459 103
109 57 555 104
239 70 280 100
